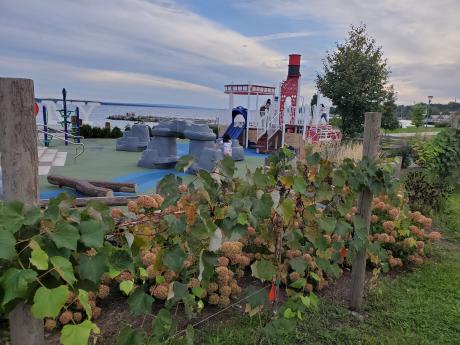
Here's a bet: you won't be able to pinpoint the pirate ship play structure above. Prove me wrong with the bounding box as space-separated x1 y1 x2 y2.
223 54 342 154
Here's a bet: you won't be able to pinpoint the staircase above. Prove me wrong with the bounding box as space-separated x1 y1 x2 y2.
253 129 282 154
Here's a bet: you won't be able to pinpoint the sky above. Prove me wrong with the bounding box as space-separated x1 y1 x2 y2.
0 0 459 107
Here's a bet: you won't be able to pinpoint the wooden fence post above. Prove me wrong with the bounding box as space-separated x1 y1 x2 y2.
349 112 381 311
0 78 44 344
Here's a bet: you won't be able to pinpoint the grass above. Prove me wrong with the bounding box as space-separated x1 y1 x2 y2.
438 189 460 240
169 192 460 345
385 127 443 134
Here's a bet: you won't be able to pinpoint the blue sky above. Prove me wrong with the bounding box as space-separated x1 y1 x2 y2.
1 0 459 107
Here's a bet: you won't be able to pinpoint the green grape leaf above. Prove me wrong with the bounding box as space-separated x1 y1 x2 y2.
198 250 217 282
117 327 146 345
251 260 276 281
79 220 104 248
78 289 93 320
127 289 154 315
119 280 135 295
335 219 353 236
49 220 80 251
0 201 25 233
277 198 294 224
29 240 49 270
164 214 186 236
332 169 346 187
110 249 134 272
306 152 320 165
279 176 294 188
168 282 188 303
246 286 269 308
293 176 308 195
253 167 268 189
78 253 109 284
289 257 307 273
50 256 77 286
0 268 37 307
163 245 187 273
0 230 16 260
175 155 195 172
217 156 235 178
317 216 337 234
252 193 273 219
60 320 100 345
31 285 68 318
289 278 306 289
151 309 173 341
22 206 41 226
309 272 321 282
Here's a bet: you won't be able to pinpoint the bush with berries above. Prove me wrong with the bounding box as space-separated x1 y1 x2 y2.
0 148 442 344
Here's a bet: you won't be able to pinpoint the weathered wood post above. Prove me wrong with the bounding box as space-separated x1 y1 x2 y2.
349 112 381 311
0 78 44 344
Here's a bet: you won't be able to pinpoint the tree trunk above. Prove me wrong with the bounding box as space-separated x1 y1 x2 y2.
349 112 381 311
0 78 44 344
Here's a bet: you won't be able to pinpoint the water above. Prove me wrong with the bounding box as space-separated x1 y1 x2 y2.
37 101 230 129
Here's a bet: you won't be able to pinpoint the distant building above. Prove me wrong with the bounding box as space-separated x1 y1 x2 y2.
427 113 453 125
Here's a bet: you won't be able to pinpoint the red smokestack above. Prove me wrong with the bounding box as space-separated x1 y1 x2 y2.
288 54 301 77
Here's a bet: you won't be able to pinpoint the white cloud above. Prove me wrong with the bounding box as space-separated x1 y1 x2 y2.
234 0 460 103
251 32 315 42
0 0 286 105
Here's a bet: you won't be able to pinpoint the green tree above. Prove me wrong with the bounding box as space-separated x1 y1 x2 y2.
411 103 425 127
316 24 390 138
380 85 399 131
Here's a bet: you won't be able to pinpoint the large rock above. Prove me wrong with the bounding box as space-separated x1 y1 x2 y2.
116 124 150 151
231 139 245 161
138 136 178 169
137 119 222 173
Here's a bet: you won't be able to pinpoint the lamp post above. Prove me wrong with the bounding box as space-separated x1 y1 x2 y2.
425 95 433 127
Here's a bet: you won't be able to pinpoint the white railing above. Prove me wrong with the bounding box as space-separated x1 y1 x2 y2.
267 108 281 140
247 110 269 142
36 126 85 161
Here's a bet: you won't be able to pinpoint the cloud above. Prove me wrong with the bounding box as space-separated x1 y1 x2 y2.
251 32 315 42
0 0 286 105
233 0 460 103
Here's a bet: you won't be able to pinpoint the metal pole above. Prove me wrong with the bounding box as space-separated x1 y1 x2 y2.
42 105 48 147
76 106 81 143
246 83 251 148
62 88 68 145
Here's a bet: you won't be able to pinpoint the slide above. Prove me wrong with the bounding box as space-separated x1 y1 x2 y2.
224 106 247 140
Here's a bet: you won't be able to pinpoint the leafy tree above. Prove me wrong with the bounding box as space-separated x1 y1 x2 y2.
411 103 425 127
316 24 390 138
380 85 399 131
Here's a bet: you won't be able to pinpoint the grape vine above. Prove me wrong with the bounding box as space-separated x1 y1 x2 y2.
0 148 441 344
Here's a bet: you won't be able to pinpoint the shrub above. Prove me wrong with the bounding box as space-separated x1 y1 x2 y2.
404 128 460 212
111 127 123 138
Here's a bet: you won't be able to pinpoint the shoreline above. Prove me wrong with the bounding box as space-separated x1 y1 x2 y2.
106 114 219 125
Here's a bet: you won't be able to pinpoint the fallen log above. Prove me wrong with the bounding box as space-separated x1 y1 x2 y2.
87 180 137 193
40 195 139 208
47 175 113 197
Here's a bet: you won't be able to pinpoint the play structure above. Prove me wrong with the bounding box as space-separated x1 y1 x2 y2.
136 119 244 172
222 54 342 155
116 124 150 151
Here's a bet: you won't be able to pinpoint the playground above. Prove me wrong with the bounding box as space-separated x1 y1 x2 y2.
30 53 342 202
38 138 267 200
